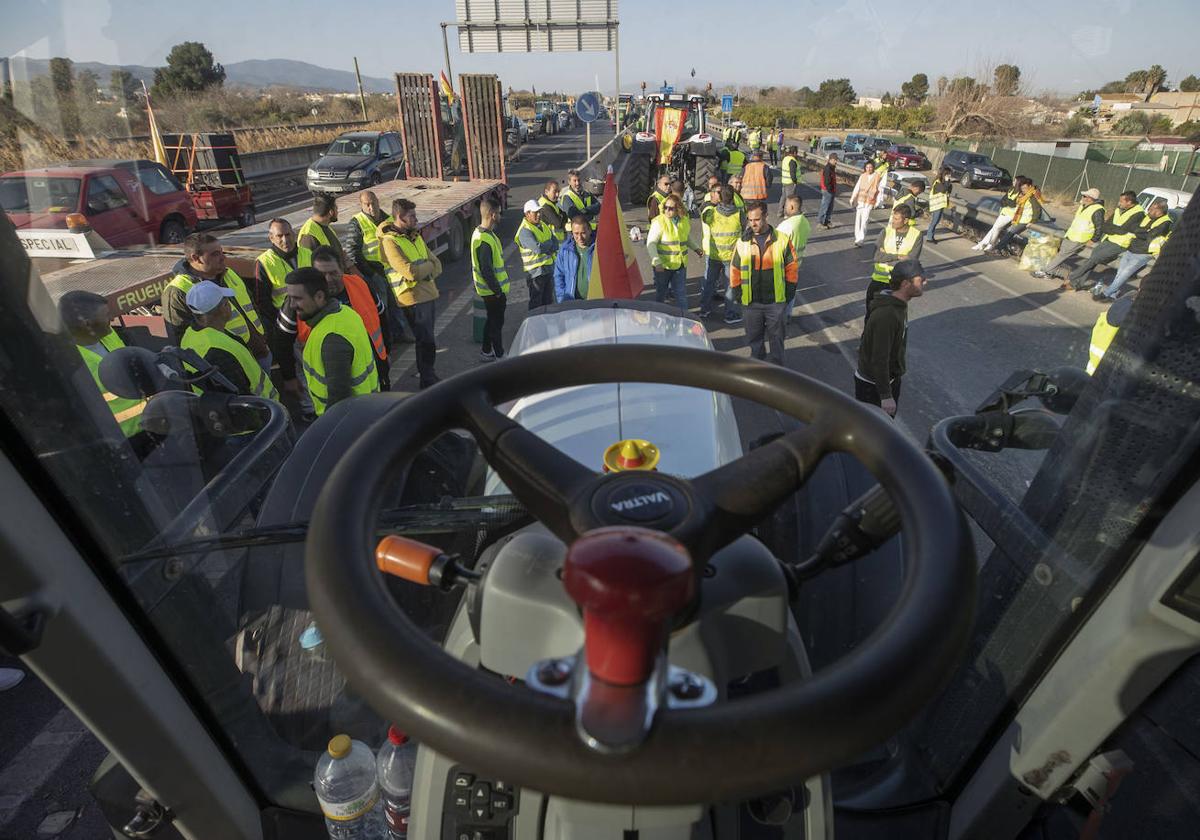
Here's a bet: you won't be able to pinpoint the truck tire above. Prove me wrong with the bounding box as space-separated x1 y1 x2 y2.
238 207 256 229
627 153 653 205
159 218 187 244
693 156 717 191
446 218 465 262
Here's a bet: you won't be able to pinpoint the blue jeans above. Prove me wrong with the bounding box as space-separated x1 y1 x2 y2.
926 208 944 241
1101 252 1152 298
701 258 729 315
654 266 687 313
818 190 835 225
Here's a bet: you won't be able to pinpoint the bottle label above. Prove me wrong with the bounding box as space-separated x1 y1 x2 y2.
318 782 380 821
384 800 410 838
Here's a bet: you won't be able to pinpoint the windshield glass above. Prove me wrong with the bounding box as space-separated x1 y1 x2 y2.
3 9 1199 839
0 176 82 214
325 137 376 156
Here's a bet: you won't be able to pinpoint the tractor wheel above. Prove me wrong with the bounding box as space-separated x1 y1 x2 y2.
627 153 653 205
693 156 717 191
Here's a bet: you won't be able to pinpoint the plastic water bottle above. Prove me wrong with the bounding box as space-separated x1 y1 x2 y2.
314 734 384 840
376 726 417 839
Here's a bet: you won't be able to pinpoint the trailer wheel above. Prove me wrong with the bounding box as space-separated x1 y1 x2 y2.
446 216 466 262
238 207 256 229
693 156 717 191
627 153 653 205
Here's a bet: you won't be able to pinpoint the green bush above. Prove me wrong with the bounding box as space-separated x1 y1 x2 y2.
729 105 933 132
1111 112 1150 135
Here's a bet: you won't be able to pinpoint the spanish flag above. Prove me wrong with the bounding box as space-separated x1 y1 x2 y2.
587 167 644 299
439 71 455 105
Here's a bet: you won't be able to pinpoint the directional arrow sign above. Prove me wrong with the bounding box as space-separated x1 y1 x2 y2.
576 91 601 124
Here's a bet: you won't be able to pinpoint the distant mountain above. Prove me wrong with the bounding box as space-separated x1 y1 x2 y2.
5 56 393 94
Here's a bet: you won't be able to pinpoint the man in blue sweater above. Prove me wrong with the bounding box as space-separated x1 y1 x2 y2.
553 215 597 302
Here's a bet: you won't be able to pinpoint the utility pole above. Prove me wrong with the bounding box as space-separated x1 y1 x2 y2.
353 57 368 121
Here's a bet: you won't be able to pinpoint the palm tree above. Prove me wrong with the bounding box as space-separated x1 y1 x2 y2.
1145 65 1167 98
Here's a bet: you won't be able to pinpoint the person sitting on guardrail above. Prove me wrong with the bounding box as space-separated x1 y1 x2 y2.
1092 198 1172 301
1064 191 1146 292
973 176 1029 252
989 181 1044 256
850 161 881 246
1033 188 1104 279
926 168 953 243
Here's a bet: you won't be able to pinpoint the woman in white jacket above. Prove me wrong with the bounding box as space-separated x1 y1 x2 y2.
849 161 880 246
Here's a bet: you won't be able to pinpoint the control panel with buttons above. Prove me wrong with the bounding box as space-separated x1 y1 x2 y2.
442 766 519 840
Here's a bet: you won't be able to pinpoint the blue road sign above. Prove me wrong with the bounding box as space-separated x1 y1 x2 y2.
721 94 734 114
576 91 602 124
660 86 674 95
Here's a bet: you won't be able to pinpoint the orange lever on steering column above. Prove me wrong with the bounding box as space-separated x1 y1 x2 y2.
376 535 443 585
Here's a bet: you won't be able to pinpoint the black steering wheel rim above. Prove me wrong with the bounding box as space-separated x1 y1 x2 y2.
306 344 975 805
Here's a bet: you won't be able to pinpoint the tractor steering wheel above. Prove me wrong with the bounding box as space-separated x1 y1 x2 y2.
306 344 975 805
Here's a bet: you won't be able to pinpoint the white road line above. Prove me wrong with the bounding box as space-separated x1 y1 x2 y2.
0 708 87 828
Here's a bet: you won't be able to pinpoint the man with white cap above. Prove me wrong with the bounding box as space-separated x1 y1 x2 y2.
1033 188 1105 279
181 281 280 400
515 198 559 309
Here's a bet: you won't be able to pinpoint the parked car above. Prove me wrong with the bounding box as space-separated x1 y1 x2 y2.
306 131 405 195
842 152 870 167
0 159 197 247
506 116 530 146
1138 187 1190 223
863 137 892 155
884 144 930 170
817 137 844 156
941 149 1007 189
843 133 869 153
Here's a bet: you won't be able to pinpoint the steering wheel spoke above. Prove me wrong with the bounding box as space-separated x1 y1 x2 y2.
682 425 831 558
457 390 596 543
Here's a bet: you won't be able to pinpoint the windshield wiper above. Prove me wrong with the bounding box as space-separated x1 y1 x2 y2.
119 495 527 563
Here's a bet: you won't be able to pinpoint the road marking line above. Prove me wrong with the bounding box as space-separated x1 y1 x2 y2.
0 708 87 829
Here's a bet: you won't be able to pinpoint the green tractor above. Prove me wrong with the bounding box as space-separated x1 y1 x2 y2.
625 94 719 205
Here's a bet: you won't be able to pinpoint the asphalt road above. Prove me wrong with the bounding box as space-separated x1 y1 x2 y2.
2 123 1112 837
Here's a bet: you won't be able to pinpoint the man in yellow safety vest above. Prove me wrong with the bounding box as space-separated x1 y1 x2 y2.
515 199 559 308
869 204 923 304
297 193 345 268
379 198 443 389
700 184 745 323
471 198 510 362
560 169 601 230
539 180 568 242
182 281 280 401
1033 188 1104 279
60 291 148 440
1093 198 1173 300
1087 297 1132 375
285 267 379 415
647 174 672 222
778 146 801 217
254 218 312 331
730 201 799 366
925 168 953 243
719 139 746 180
1066 191 1146 291
347 190 392 280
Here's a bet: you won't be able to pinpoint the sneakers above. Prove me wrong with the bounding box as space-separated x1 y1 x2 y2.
724 311 744 325
970 242 984 251
1032 270 1047 279
479 350 497 363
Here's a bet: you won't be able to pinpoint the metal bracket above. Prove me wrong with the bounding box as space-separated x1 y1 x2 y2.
526 653 716 754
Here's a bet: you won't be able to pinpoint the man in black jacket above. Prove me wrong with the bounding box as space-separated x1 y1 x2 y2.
855 260 926 417
1065 191 1146 291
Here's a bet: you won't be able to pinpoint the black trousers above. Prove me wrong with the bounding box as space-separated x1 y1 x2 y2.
743 302 788 366
527 271 554 309
402 300 437 386
854 375 902 407
482 293 506 356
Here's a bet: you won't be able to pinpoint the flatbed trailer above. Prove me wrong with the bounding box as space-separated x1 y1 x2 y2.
36 176 507 321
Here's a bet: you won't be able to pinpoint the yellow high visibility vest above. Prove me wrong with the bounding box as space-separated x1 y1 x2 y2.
1142 213 1172 255
999 188 1020 219
382 232 431 299
352 211 392 262
181 326 280 400
722 149 746 176
701 206 742 261
893 192 918 212
297 218 333 247
1103 205 1146 249
776 214 811 265
77 331 146 438
649 214 691 270
1065 202 1105 243
514 219 555 273
1087 311 1120 375
733 233 788 305
256 247 312 308
167 268 264 343
928 180 950 211
538 196 567 241
780 155 798 185
562 188 598 230
747 129 762 149
470 227 510 296
647 188 669 216
301 304 379 416
871 226 923 285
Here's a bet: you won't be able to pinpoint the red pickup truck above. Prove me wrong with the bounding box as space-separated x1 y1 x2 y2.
0 160 197 248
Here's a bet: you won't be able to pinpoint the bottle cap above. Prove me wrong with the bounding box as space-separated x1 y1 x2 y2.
327 734 351 759
387 725 408 746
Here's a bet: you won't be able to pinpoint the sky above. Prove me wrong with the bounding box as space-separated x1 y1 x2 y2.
3 0 1198 97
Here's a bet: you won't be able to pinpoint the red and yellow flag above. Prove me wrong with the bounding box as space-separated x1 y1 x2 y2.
439 71 456 104
655 107 686 165
587 168 644 299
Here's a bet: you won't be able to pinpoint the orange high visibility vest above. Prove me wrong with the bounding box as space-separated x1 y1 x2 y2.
297 274 387 360
741 161 769 201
